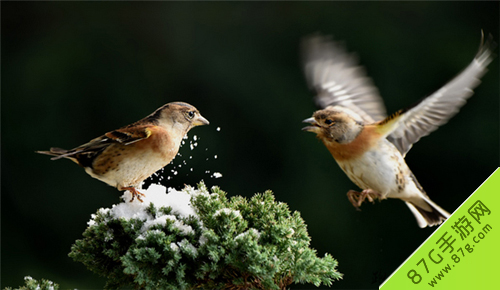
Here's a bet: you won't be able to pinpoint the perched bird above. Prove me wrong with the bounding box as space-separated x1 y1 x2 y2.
301 33 495 227
37 102 209 202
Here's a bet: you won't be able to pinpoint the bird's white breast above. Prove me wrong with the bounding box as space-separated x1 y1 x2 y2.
336 139 411 198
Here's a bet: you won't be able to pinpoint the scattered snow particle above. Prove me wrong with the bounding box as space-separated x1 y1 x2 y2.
193 135 197 141
216 127 221 131
212 172 223 179
214 155 218 159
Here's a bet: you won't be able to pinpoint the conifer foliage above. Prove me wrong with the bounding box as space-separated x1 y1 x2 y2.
69 182 342 289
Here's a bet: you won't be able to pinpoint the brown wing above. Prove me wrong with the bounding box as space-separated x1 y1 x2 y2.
105 125 152 145
302 34 387 123
387 33 496 156
38 125 153 168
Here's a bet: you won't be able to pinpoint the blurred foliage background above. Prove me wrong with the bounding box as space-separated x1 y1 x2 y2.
2 1 498 289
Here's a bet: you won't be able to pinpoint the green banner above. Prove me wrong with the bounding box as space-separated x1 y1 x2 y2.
380 168 499 289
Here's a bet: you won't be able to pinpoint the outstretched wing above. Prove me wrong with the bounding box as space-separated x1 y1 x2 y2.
387 33 496 156
302 34 387 123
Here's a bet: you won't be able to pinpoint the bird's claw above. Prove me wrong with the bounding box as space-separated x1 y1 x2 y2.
123 187 146 203
347 189 381 210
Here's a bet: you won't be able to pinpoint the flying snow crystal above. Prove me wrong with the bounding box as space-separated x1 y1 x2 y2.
212 172 222 179
189 135 199 151
155 127 223 182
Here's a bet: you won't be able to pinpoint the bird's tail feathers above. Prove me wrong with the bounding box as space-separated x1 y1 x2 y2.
405 197 450 228
36 147 79 161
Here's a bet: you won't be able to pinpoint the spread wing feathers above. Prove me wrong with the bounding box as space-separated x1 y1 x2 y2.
302 34 387 123
37 126 153 162
387 33 496 157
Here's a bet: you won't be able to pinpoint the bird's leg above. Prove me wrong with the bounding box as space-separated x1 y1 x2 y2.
122 186 145 202
347 189 381 211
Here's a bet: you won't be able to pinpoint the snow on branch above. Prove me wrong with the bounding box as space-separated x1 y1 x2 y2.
69 182 343 289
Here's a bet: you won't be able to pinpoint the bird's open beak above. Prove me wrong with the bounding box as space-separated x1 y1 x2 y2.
193 115 210 126
302 117 320 133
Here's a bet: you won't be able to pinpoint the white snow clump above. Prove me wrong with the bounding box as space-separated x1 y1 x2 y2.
87 184 204 236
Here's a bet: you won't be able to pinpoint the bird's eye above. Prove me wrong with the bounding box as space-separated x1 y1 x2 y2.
187 111 195 119
324 119 334 125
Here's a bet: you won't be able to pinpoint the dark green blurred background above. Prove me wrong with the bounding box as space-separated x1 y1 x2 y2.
2 2 498 289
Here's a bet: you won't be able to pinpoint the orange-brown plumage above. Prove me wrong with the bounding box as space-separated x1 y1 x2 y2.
37 102 209 202
301 33 495 227
322 125 382 162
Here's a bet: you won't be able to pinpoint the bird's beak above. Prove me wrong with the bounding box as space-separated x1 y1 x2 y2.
302 117 320 133
193 115 210 126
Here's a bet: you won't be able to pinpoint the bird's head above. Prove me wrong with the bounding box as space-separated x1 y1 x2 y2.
150 102 209 133
302 106 364 144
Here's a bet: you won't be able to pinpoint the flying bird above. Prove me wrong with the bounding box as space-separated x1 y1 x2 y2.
302 33 495 227
37 102 209 202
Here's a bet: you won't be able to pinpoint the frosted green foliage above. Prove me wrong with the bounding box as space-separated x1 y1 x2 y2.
69 182 342 289
3 276 59 290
